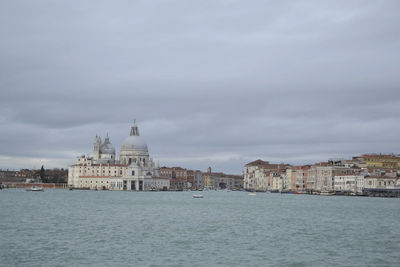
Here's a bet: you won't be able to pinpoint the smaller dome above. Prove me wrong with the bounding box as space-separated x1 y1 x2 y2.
100 137 115 154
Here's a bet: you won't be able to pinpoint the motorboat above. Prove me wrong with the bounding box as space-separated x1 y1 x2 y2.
320 191 334 196
26 185 44 192
193 194 204 198
248 192 257 196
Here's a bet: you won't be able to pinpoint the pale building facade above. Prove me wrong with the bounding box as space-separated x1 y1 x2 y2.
68 122 169 191
203 167 243 190
244 160 289 191
312 165 351 192
364 176 399 189
295 166 310 192
271 171 284 192
281 169 291 191
334 175 364 194
193 170 204 189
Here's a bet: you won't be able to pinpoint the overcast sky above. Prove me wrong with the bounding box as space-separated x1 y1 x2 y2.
1 0 399 173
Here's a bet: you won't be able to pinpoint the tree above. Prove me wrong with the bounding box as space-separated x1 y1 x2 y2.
40 165 47 182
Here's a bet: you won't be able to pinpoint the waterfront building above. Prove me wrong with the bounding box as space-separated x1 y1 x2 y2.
364 176 399 190
187 170 195 188
334 174 364 194
203 167 243 190
288 167 298 192
0 170 17 182
313 163 333 191
353 154 400 169
192 170 204 190
216 173 243 190
242 154 399 195
312 163 352 192
307 167 317 191
243 160 268 191
243 160 289 191
295 166 310 192
203 172 214 189
68 121 169 191
271 171 284 192
160 166 188 190
281 168 295 192
362 169 400 197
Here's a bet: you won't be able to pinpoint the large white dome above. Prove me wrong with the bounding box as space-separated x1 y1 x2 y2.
121 135 148 151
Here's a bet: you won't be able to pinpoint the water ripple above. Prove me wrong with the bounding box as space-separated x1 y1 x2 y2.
1 190 400 266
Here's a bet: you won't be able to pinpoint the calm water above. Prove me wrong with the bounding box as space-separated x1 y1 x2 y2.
1 189 399 267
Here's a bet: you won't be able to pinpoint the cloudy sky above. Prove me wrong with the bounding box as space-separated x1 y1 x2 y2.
1 0 399 173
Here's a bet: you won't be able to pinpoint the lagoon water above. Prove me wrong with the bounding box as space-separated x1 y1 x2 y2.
1 189 400 266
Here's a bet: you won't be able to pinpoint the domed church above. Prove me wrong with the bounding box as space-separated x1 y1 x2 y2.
68 121 170 191
120 121 149 165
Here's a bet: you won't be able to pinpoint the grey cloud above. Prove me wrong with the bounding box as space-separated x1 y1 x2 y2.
1 0 399 172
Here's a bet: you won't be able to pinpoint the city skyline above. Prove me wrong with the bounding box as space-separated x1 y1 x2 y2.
1 1 400 173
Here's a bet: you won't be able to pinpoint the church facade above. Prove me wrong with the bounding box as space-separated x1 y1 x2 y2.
68 121 170 191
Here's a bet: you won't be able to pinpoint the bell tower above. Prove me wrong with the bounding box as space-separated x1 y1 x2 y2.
93 135 101 161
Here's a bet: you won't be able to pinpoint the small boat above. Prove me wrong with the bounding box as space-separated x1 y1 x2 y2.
193 194 204 198
248 192 257 196
26 185 44 192
320 191 334 196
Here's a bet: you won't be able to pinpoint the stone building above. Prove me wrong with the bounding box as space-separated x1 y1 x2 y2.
334 174 365 194
203 167 243 190
270 170 285 192
307 162 354 192
68 121 169 191
243 159 289 191
160 166 188 190
192 170 204 189
364 176 399 189
353 154 400 169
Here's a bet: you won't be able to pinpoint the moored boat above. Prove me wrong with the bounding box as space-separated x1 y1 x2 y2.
26 185 44 192
193 194 204 198
320 191 334 196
